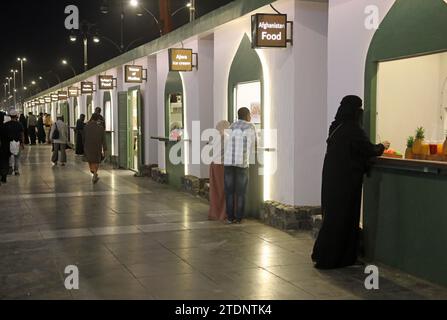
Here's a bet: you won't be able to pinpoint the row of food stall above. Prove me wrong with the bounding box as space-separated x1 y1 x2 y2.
24 0 447 287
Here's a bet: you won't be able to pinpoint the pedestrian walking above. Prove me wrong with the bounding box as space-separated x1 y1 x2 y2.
94 107 105 128
19 114 29 145
37 113 46 144
44 113 52 144
83 113 107 184
27 112 37 145
311 95 390 270
223 108 257 224
75 114 86 155
0 110 24 181
208 120 230 221
50 115 68 167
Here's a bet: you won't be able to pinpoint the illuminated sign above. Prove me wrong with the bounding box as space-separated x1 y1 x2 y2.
169 48 195 72
68 87 79 97
99 75 115 90
58 91 68 101
45 96 52 103
251 14 289 48
39 98 45 104
51 94 59 102
125 65 144 83
81 82 94 94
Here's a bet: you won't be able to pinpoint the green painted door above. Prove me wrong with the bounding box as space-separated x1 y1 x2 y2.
165 72 185 188
118 92 128 169
127 87 144 173
228 34 264 219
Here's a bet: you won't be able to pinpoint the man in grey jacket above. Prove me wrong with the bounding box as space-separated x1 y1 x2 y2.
50 115 68 166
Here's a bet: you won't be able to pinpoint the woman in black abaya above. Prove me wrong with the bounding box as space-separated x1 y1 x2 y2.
312 95 389 270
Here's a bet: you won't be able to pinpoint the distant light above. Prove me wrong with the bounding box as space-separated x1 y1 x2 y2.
130 0 139 7
62 60 68 65
187 2 192 7
24 87 28 90
70 34 77 42
31 81 36 85
93 36 100 43
38 76 43 80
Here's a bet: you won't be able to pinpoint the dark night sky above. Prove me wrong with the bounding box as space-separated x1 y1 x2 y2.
0 0 233 93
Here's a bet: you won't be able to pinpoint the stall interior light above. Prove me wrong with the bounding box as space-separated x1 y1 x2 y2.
130 0 139 7
93 36 101 43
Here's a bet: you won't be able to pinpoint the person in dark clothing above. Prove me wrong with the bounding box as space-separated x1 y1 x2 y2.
19 114 29 145
37 113 46 144
311 95 390 270
94 107 105 128
75 114 86 155
0 111 5 125
0 110 24 182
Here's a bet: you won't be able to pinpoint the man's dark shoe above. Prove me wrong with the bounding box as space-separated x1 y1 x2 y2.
235 219 242 224
226 219 234 225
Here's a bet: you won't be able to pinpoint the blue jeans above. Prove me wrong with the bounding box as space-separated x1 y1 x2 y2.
224 166 249 221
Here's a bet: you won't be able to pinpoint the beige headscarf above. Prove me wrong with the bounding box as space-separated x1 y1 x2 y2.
216 120 230 136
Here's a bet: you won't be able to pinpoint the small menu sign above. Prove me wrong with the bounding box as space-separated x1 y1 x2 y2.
125 65 143 83
251 14 288 48
45 96 52 103
169 49 193 72
58 91 68 101
51 94 59 102
99 75 114 90
68 87 79 97
81 82 94 94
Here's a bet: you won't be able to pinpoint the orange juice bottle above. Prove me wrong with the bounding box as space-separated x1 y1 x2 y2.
422 143 430 156
437 143 444 155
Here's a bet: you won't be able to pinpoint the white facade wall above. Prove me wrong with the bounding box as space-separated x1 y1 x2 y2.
156 51 170 170
327 0 395 129
213 0 328 205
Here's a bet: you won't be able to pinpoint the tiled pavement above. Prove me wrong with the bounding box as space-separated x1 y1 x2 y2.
1 145 447 300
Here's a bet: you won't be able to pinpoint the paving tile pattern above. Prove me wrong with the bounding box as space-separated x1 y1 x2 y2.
1 146 447 300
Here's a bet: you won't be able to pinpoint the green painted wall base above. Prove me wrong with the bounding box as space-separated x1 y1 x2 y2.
364 168 447 287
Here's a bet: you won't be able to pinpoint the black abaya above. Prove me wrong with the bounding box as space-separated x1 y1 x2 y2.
312 96 385 270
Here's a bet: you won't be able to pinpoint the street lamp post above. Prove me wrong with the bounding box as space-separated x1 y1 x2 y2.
5 77 12 95
38 76 51 89
62 59 77 77
130 0 163 36
17 57 27 89
69 21 100 72
10 70 18 106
